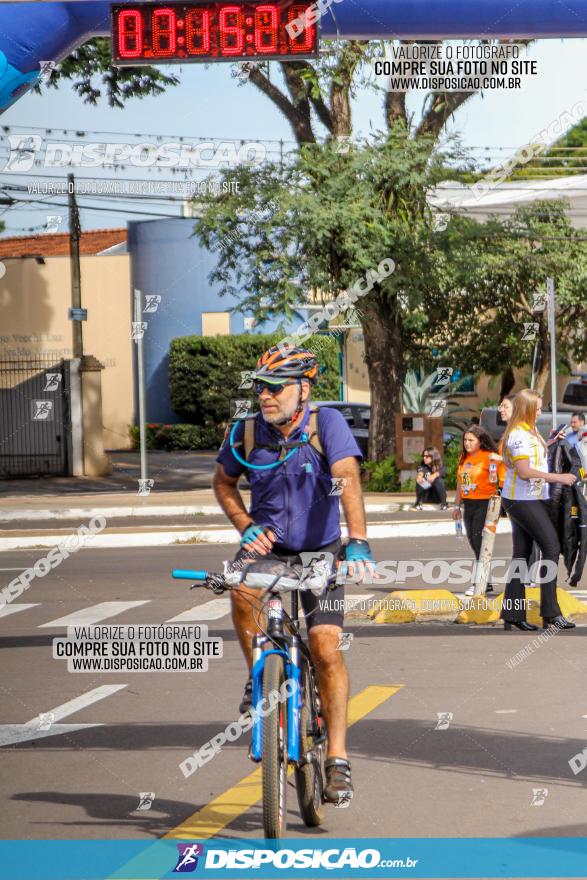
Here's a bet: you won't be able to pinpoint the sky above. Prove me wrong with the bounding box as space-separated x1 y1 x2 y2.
0 37 585 236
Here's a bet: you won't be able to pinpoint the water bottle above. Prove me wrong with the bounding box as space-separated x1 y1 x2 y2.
489 461 498 483
455 519 463 538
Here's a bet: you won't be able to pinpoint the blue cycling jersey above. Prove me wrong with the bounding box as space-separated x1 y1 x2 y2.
216 404 362 553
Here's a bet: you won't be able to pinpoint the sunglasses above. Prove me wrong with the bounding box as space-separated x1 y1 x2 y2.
253 379 297 396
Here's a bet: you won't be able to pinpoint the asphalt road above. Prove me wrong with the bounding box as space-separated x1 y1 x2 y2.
1 536 586 845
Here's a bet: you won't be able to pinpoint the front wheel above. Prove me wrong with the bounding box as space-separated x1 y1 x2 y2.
295 659 326 826
262 652 288 838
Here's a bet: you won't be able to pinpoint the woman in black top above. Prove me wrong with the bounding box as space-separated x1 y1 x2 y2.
411 446 448 510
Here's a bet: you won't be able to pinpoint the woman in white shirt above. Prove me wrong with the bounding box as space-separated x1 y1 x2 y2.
500 389 577 631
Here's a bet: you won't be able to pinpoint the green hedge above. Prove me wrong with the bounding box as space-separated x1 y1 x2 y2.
169 332 341 426
129 423 223 450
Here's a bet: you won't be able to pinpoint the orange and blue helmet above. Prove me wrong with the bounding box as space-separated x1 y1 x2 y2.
254 345 319 384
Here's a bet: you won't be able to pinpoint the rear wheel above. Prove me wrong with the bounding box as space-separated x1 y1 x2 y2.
295 660 326 826
262 652 288 838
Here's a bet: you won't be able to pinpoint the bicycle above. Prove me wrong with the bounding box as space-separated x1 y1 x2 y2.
172 556 339 838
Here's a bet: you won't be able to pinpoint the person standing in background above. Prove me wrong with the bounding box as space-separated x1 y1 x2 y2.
452 426 504 596
565 413 586 449
500 389 577 632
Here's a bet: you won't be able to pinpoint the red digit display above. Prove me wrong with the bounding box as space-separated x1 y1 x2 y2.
117 9 143 59
186 9 211 54
152 8 177 56
219 6 244 56
255 4 279 54
112 2 318 64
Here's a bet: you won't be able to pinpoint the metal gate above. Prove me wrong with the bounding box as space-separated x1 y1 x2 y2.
0 360 69 477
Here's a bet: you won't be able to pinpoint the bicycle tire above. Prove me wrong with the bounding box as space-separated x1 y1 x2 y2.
262 652 288 838
295 659 325 826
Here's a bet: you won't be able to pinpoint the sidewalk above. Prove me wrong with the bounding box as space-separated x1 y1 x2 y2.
0 450 472 548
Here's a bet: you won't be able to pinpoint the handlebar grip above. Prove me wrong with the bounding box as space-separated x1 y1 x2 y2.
172 569 208 580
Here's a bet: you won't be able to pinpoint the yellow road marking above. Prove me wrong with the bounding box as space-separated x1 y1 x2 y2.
166 684 403 841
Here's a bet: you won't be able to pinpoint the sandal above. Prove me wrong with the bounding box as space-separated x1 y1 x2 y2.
324 757 354 804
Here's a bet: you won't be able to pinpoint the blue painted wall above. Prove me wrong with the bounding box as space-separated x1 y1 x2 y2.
127 217 288 423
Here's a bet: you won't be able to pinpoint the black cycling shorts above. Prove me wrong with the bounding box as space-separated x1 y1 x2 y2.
234 539 345 631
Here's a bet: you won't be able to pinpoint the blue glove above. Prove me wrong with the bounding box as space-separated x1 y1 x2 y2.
240 523 265 547
344 538 373 562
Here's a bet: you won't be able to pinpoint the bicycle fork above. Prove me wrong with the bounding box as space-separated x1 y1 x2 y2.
250 632 302 763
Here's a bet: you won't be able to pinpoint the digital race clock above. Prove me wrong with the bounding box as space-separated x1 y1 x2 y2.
111 2 318 64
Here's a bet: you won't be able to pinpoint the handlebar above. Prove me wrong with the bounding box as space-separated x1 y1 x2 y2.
171 563 341 594
172 569 208 581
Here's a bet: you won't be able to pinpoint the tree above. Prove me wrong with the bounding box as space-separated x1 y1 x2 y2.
41 40 482 459
424 201 587 395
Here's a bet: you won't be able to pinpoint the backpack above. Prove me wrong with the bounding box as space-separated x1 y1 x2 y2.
241 405 325 463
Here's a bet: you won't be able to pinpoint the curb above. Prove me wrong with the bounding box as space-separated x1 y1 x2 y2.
358 586 587 625
0 501 440 523
0 519 513 551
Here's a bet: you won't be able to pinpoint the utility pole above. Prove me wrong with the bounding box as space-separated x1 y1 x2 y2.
68 172 83 359
547 277 557 430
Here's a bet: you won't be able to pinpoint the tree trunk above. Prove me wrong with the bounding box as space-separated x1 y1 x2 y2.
499 366 515 399
360 299 403 460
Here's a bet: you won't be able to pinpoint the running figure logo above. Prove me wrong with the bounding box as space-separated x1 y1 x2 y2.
173 843 204 872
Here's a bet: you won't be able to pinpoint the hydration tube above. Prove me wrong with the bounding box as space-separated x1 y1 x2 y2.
229 420 308 471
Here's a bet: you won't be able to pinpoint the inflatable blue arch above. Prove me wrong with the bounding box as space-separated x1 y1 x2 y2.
1 0 587 114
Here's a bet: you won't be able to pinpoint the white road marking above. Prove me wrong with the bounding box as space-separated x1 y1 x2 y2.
166 598 231 622
0 603 40 619
0 568 27 571
0 684 127 748
38 601 149 628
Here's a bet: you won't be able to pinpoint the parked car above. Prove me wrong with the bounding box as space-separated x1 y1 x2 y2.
314 401 370 457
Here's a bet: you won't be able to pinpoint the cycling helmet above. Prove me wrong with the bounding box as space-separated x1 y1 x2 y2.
254 345 319 384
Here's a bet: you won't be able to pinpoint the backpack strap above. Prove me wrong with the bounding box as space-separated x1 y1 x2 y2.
241 408 325 463
307 406 325 458
243 417 256 461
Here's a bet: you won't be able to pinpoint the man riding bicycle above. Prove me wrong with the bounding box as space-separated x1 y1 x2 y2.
213 344 374 804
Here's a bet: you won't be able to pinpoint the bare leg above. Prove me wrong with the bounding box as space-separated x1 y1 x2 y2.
231 584 264 669
308 624 349 759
